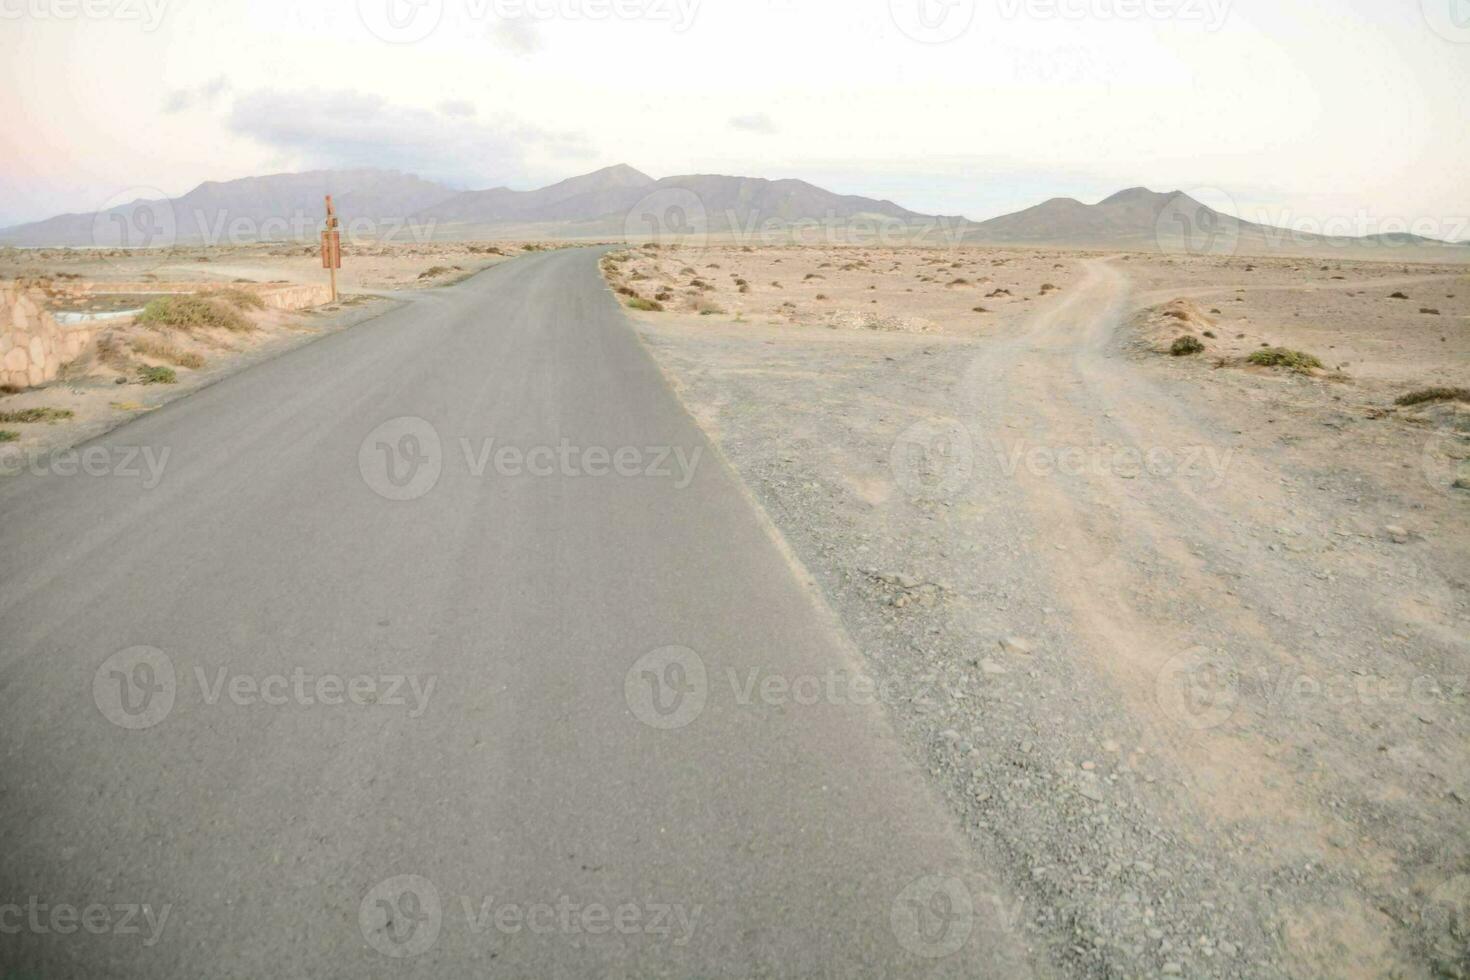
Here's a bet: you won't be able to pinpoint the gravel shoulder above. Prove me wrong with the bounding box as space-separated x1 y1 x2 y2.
622 248 1470 978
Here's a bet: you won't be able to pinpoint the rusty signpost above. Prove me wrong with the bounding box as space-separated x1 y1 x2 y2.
320 195 341 302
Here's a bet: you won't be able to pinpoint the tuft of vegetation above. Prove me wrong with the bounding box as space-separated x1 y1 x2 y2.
137 365 178 385
215 287 266 310
1170 335 1205 356
137 295 251 332
0 407 74 423
131 336 205 370
626 297 664 312
0 430 18 442
1394 386 1470 407
1248 347 1323 372
418 265 452 280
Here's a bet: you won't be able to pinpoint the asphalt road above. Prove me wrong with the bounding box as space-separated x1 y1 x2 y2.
0 247 1028 978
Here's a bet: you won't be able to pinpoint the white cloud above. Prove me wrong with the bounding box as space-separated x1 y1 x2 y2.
730 113 777 134
226 89 592 187
161 75 231 114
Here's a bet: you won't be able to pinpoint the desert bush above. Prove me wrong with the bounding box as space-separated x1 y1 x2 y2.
216 287 266 310
1248 347 1323 372
1394 387 1470 407
138 295 250 332
1171 336 1205 356
0 430 17 442
0 407 74 423
137 365 177 385
131 336 205 370
626 297 664 312
418 265 452 279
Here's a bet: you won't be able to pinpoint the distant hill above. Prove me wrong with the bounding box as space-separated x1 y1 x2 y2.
414 168 945 237
0 164 952 246
2 169 1464 261
0 169 461 247
963 187 1468 259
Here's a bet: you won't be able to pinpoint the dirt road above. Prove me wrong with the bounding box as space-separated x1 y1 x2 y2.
635 254 1470 977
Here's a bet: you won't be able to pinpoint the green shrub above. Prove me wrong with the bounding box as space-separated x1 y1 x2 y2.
1395 386 1470 407
137 295 250 332
137 365 177 385
1170 336 1205 356
1248 347 1323 372
626 297 664 312
0 430 18 442
0 407 74 423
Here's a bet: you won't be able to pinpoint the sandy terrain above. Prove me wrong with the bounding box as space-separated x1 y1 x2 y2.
0 242 574 467
610 244 1470 978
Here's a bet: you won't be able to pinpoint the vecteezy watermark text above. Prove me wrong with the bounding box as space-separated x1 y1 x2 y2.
0 445 169 487
359 875 700 959
93 647 437 729
357 417 705 501
0 898 171 946
0 0 168 30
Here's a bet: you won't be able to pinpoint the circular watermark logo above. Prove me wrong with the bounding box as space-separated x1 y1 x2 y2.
1421 426 1470 497
890 417 975 502
889 0 976 43
357 0 444 42
1155 646 1239 730
624 646 707 730
360 874 442 958
623 188 708 247
93 646 176 730
359 416 443 501
1422 0 1470 42
890 875 974 958
90 186 177 250
1155 187 1240 257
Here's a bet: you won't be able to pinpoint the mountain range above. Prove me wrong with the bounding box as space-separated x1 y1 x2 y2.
2 165 1464 259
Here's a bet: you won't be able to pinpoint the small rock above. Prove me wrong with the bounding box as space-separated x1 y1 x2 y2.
980 659 1008 676
1384 525 1410 544
1080 761 1096 771
999 636 1034 656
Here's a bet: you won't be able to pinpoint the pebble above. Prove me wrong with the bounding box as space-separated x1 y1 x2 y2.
980 659 1009 676
1000 636 1034 656
1384 524 1410 544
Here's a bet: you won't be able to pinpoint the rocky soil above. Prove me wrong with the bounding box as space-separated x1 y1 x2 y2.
620 245 1470 978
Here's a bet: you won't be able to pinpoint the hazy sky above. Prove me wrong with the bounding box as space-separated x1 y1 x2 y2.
1 0 1466 233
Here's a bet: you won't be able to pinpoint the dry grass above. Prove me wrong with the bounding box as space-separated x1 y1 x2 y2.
131 335 206 370
1395 386 1470 407
137 365 177 385
215 287 266 310
0 407 74 423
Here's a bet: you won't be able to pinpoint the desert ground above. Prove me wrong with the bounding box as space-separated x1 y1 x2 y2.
2 240 1466 976
0 242 565 461
605 243 1470 977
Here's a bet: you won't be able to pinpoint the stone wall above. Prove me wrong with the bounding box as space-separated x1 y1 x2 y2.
0 283 105 390
1 280 333 390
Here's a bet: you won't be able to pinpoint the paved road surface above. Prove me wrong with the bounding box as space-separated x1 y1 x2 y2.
0 247 1029 977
